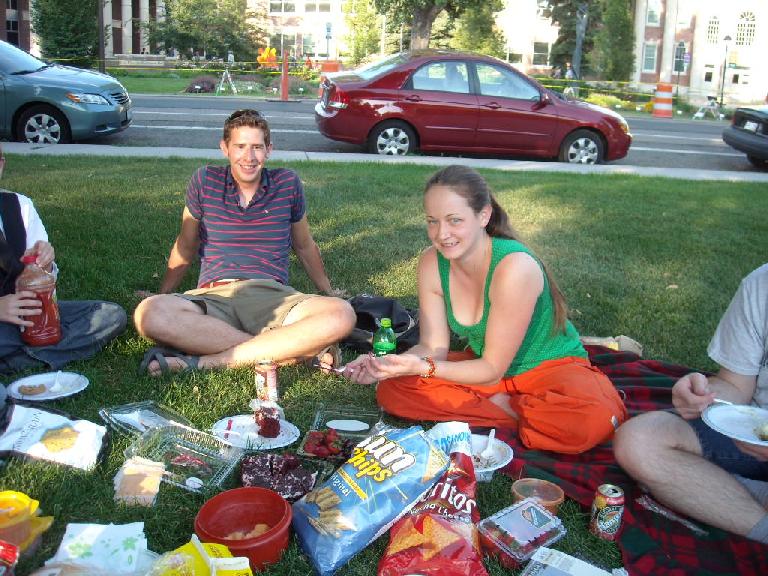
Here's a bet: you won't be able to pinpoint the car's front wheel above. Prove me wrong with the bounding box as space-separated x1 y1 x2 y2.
747 155 768 170
16 105 72 144
559 129 604 164
368 120 416 155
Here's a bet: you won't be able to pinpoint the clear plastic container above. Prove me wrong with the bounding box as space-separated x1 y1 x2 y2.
124 425 243 492
99 400 193 437
296 404 383 460
478 498 566 569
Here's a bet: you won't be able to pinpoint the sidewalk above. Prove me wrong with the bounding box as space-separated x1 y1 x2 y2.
5 142 768 183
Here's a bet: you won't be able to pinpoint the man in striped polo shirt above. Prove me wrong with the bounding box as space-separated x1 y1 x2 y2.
134 109 355 375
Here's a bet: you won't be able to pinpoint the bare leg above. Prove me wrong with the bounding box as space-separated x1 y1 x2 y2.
489 392 519 420
614 411 766 536
134 294 355 374
135 295 252 354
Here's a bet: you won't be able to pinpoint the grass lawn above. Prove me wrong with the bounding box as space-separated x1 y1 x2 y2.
113 75 192 95
2 155 765 575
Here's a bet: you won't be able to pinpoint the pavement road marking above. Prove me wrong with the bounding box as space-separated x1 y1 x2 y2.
131 124 318 134
630 132 725 144
630 146 742 157
133 111 313 120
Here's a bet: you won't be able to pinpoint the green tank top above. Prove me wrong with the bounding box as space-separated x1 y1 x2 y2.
437 237 586 376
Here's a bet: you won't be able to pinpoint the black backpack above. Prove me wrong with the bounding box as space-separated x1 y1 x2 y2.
341 295 419 353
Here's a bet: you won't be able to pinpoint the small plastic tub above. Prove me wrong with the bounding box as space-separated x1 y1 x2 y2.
0 491 39 546
195 487 292 572
478 498 566 569
511 478 564 515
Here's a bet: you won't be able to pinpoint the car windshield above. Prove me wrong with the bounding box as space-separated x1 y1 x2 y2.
0 41 47 75
354 53 410 81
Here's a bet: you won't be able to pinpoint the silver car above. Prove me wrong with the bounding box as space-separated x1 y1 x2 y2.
0 40 132 144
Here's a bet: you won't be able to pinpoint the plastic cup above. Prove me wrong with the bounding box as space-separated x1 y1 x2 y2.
194 487 292 572
511 478 565 515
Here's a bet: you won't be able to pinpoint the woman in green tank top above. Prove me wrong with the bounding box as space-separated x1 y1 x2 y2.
344 166 626 453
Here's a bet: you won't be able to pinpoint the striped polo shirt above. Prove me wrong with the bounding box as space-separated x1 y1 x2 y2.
186 165 306 287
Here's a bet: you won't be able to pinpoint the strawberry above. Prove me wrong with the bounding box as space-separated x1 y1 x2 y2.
327 440 342 455
314 445 330 457
324 428 339 442
307 430 324 442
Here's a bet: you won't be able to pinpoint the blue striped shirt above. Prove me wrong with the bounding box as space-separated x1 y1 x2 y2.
186 165 306 287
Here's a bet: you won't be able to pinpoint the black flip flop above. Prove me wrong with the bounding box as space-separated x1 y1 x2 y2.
138 346 200 376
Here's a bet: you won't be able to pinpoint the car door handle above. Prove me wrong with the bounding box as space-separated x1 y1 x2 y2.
405 95 422 102
483 102 502 109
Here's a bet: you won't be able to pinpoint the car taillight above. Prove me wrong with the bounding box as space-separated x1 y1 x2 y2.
327 87 349 109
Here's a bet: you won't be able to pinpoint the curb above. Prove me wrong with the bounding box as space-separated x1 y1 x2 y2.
3 143 768 183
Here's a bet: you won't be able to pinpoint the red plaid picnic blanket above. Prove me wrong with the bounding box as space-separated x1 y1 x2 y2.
496 346 768 576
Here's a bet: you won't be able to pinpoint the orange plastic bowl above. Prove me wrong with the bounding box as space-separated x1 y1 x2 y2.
194 487 292 572
511 478 565 515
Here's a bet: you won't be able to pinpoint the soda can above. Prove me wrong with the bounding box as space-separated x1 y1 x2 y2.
589 483 624 541
255 360 278 402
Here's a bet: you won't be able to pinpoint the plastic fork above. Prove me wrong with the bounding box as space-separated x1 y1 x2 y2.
479 429 497 465
311 358 347 374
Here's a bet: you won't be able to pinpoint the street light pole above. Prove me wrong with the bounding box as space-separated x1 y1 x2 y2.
719 35 732 110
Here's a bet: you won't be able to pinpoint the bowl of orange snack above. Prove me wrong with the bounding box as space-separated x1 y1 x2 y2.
194 486 292 571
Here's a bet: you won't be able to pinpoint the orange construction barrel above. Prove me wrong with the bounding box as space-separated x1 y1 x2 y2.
320 60 340 73
653 83 673 118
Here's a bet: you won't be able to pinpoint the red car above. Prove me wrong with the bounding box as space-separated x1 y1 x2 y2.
315 50 632 164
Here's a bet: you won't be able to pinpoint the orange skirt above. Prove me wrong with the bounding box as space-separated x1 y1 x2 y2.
376 351 627 454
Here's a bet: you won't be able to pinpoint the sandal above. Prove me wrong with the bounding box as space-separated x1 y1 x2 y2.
138 346 200 376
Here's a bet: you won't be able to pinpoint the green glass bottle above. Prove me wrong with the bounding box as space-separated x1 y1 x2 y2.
372 317 397 356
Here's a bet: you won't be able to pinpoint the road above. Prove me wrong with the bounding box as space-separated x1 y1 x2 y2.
85 94 756 173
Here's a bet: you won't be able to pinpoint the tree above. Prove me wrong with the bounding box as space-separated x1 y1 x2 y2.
343 0 383 65
449 0 505 58
31 0 99 67
590 0 634 80
542 0 602 77
145 0 265 61
373 0 484 50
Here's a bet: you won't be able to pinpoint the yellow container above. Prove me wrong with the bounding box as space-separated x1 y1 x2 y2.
0 491 40 546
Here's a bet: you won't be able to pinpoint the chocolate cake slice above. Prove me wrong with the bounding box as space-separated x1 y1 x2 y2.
241 454 275 489
274 466 317 501
240 453 317 501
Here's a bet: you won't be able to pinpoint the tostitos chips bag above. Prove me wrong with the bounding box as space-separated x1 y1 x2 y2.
292 425 449 575
378 421 489 576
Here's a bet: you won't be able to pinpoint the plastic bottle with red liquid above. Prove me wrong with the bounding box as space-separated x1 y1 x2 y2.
15 254 61 346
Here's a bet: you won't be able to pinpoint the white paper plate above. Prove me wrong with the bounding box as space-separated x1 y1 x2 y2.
8 372 89 401
702 404 768 447
211 415 300 450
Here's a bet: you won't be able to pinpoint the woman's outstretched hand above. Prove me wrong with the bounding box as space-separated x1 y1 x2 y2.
343 354 378 385
344 353 423 384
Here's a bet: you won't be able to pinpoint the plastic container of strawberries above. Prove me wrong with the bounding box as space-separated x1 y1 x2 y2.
296 405 382 461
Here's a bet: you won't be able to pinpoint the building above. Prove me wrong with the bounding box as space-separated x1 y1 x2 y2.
496 0 560 74
0 0 165 58
633 0 768 104
2 0 558 77
257 0 345 60
1 0 31 52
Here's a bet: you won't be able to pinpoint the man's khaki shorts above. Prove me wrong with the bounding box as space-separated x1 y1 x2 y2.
179 279 314 335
